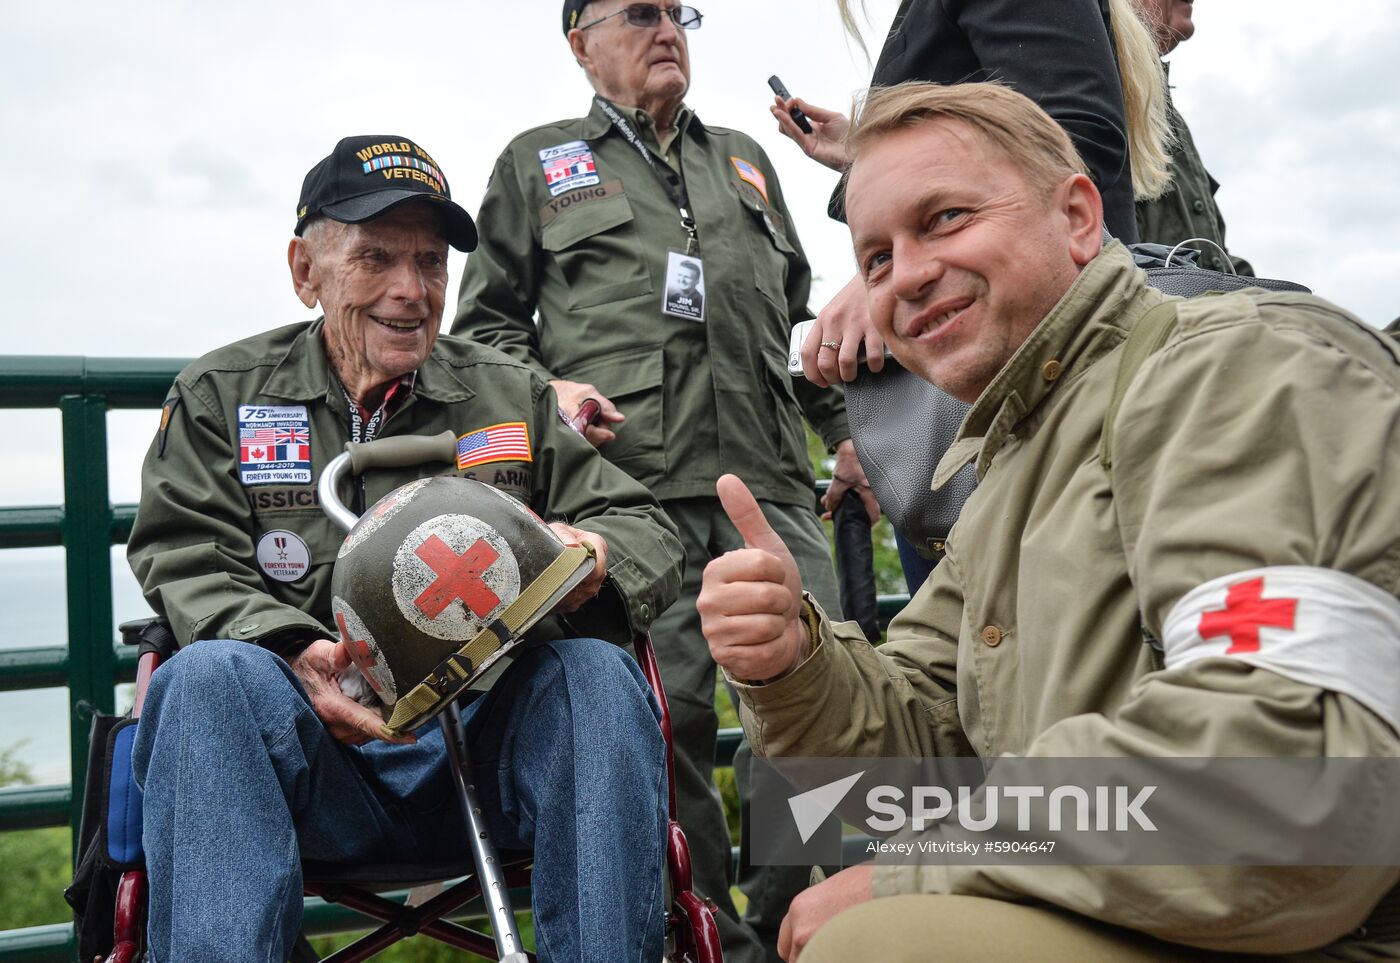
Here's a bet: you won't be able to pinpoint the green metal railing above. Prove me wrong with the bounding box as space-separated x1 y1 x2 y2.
0 357 184 851
0 354 910 959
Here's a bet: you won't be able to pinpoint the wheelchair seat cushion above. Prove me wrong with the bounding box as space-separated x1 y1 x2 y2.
104 717 145 866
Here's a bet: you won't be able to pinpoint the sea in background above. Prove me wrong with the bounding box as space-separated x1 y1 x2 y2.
0 547 152 784
2 407 158 785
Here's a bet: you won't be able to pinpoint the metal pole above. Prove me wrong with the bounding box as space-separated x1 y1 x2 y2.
439 703 529 963
60 392 116 855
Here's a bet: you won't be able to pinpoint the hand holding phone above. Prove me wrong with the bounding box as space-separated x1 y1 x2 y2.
767 75 813 135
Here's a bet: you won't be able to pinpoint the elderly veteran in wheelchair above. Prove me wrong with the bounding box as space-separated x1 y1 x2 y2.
125 134 684 962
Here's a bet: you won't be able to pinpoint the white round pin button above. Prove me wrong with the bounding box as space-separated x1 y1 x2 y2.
256 529 312 583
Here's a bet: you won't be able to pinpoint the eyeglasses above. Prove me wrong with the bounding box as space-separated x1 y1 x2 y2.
579 4 703 31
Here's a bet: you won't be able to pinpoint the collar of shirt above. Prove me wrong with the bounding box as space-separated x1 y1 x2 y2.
258 318 476 408
581 98 696 171
625 103 693 166
350 372 416 425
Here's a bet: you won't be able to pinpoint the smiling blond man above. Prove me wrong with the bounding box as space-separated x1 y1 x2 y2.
698 83 1400 960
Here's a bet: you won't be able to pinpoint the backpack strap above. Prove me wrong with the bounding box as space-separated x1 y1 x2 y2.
1100 301 1180 475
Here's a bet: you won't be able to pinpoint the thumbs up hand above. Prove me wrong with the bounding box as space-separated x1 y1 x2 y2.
699 474 809 683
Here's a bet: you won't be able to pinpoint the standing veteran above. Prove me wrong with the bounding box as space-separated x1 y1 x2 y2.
1133 0 1254 275
127 135 683 963
699 83 1400 960
452 4 877 959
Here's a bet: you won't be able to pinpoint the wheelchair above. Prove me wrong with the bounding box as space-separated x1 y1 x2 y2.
72 431 723 963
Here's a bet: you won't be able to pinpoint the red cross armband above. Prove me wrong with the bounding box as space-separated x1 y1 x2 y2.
1161 566 1400 731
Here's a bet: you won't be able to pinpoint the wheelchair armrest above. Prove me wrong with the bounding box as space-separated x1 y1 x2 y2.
118 616 178 661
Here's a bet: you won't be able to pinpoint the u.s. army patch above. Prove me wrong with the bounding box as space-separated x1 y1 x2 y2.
238 404 312 485
539 140 600 197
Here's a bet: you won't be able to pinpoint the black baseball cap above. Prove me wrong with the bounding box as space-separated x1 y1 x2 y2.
563 0 590 34
295 135 477 252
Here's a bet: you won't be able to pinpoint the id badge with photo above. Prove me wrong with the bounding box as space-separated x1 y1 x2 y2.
662 249 706 322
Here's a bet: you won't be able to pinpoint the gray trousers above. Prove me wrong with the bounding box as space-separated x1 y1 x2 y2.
649 496 842 963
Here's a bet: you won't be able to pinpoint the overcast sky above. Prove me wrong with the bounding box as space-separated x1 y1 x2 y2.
0 0 1397 499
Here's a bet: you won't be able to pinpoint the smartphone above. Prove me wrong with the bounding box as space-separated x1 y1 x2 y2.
787 318 895 376
788 319 816 375
767 75 813 135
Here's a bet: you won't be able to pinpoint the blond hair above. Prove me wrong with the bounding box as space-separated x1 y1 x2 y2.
835 0 870 60
1109 0 1173 199
847 82 1089 199
835 0 1172 201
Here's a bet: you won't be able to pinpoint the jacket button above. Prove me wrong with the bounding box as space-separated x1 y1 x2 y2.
981 625 1003 647
1192 199 1207 213
641 603 650 619
1041 359 1063 382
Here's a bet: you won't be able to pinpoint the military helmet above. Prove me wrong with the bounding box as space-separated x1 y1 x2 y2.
330 476 594 734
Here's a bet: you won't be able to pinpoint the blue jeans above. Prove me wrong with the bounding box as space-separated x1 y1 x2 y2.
132 637 667 963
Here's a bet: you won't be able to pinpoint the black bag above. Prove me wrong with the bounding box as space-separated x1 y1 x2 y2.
64 616 176 962
844 241 1310 557
64 713 144 962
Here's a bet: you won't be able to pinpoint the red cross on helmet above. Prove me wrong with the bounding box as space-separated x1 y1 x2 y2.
330 476 595 735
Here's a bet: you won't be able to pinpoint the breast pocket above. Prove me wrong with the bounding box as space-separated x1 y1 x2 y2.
562 344 666 478
731 181 799 310
542 194 654 309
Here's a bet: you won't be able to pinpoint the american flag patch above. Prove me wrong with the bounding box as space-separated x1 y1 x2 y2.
457 422 533 471
539 140 600 197
730 156 768 203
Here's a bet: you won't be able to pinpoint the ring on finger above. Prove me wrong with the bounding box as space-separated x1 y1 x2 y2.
819 341 841 350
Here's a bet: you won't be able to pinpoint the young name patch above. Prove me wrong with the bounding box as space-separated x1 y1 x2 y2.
238 404 312 485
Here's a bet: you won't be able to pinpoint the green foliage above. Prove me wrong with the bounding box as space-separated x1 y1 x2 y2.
0 826 71 929
713 685 742 845
806 429 908 598
0 741 73 930
0 742 34 788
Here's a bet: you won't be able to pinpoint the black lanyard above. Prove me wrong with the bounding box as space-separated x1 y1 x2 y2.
340 382 401 514
342 385 391 444
594 96 699 255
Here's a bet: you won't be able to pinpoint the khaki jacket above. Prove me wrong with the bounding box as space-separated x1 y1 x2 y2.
735 245 1400 954
128 319 682 652
452 100 848 508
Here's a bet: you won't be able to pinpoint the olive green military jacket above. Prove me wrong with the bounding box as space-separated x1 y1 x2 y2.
734 245 1400 954
1135 71 1254 276
128 318 682 653
452 100 848 508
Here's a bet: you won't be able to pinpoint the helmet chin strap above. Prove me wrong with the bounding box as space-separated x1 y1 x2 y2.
385 543 596 734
